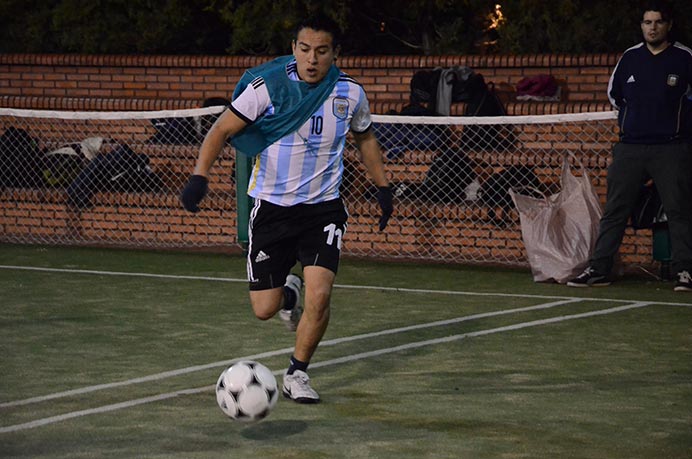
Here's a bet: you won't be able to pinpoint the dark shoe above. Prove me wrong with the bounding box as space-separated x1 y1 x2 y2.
674 270 692 292
566 267 611 287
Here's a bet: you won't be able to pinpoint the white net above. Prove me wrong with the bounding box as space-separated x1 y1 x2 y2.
0 106 237 247
346 111 617 264
0 107 619 267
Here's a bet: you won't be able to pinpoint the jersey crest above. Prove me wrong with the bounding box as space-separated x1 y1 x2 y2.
332 97 349 120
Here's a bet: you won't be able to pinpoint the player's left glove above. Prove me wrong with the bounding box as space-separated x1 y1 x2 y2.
376 186 393 231
181 174 208 213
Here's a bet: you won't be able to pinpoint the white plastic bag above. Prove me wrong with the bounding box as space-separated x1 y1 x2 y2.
509 154 603 283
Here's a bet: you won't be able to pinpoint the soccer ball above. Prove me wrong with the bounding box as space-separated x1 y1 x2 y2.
215 361 279 422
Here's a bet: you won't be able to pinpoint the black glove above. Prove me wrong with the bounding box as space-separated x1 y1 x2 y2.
376 186 393 231
181 175 209 213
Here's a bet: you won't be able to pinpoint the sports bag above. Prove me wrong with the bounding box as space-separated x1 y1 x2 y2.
0 127 44 188
460 75 512 151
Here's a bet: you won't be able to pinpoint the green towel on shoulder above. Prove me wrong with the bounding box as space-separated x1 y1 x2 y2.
230 55 340 156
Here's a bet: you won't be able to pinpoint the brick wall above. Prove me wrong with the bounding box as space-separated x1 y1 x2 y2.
2 53 662 274
0 53 619 112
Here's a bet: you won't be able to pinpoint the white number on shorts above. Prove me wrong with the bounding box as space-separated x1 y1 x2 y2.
323 223 343 250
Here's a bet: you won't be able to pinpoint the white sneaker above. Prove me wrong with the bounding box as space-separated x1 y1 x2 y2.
282 370 320 404
279 274 303 331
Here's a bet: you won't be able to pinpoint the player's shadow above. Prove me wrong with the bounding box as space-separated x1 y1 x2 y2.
241 420 307 439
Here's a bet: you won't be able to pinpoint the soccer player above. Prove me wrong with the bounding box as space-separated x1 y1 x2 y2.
181 15 393 403
567 0 692 291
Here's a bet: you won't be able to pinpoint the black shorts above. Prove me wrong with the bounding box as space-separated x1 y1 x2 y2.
247 198 348 291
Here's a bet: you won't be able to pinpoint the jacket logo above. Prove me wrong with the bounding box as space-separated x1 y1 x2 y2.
667 74 679 87
626 75 636 83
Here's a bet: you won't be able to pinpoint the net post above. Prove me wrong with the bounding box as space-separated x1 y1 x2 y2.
235 153 253 252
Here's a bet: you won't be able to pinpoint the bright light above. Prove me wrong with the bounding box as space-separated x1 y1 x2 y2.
488 4 505 31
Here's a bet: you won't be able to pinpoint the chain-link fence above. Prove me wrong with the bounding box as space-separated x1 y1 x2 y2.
0 107 619 267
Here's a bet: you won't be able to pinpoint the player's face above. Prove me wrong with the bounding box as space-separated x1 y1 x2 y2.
292 27 338 84
640 11 671 48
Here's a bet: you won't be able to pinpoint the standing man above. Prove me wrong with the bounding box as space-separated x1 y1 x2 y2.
568 0 692 291
181 15 393 403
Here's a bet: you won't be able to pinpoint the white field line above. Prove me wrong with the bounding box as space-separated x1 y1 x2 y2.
0 388 207 434
0 301 651 434
0 298 581 408
1 264 691 306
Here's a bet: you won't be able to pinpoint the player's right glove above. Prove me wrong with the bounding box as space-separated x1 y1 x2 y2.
181 174 208 213
376 186 393 231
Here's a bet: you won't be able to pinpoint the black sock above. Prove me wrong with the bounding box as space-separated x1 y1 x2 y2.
287 355 308 375
283 285 296 310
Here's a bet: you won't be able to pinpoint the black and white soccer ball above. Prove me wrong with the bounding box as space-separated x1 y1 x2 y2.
215 361 279 422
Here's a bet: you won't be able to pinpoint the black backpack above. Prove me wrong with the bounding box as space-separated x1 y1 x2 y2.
419 148 476 203
0 127 44 188
478 165 542 224
148 97 231 145
460 74 513 151
149 117 200 145
410 69 442 107
67 144 163 208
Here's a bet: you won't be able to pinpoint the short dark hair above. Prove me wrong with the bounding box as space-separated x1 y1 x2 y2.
295 14 342 48
641 0 673 22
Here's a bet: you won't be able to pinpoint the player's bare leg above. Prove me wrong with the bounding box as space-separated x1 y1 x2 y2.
294 265 334 361
249 288 284 320
249 274 303 331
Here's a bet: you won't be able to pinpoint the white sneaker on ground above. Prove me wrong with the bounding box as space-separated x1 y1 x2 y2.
282 370 320 404
279 274 303 331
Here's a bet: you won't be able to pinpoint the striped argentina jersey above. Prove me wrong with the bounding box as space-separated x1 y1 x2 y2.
230 60 372 206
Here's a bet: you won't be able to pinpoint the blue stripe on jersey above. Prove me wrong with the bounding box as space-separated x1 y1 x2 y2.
251 133 292 199
315 78 354 198
274 133 295 198
292 107 326 204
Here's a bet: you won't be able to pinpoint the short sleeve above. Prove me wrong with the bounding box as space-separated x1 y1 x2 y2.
230 79 272 124
350 91 373 133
